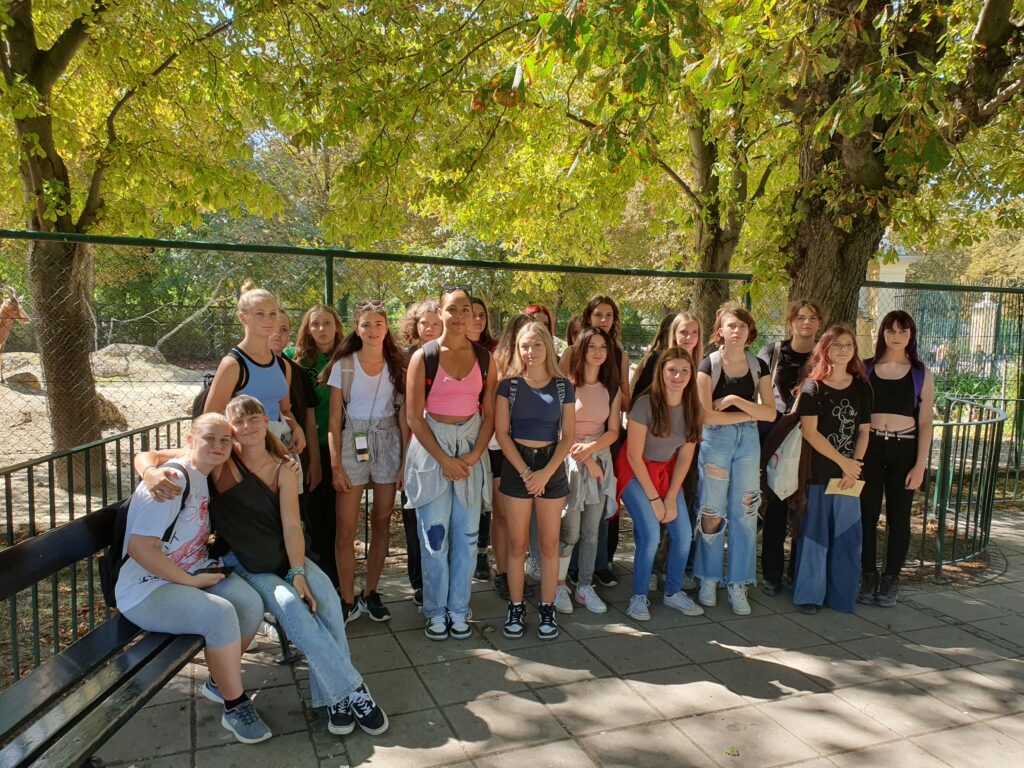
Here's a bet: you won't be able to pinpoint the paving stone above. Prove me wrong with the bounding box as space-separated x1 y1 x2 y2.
898 625 1016 665
381 596 429 632
467 588 512 620
839 635 959 678
474 738 599 767
535 676 661 736
97 755 193 768
347 633 410 674
970 657 1024 694
195 731 319 768
720 613 828 654
581 632 688 675
829 741 949 767
361 666 435 716
987 712 1024 745
833 677 974 736
908 591 1010 622
971 613 1024 647
785 609 886 644
503 637 613 688
625 664 748 718
766 644 888 689
196 684 306 749
417 652 527 706
443 690 567 756
701 655 829 703
857 604 949 633
341 614 391 638
239 652 300 690
147 666 194 706
657 621 750 664
581 720 717 767
959 583 1024 611
912 721 1024 768
678 706 819 768
343 708 469 768
554 605 638 641
94 700 191 764
906 666 1024 720
760 691 897 754
393 625 495 666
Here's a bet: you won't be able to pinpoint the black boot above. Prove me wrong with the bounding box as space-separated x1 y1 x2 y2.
857 572 879 605
876 574 900 607
474 552 490 581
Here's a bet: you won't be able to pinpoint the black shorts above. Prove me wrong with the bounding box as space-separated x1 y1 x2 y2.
488 448 504 479
499 443 569 500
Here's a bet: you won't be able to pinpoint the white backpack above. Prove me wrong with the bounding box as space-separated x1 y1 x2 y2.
766 420 803 500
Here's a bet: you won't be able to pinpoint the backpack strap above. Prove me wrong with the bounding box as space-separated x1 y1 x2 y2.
556 378 566 430
745 350 762 392
508 375 519 409
769 342 782 384
121 460 191 568
709 350 723 392
422 340 441 400
340 356 356 404
227 347 249 392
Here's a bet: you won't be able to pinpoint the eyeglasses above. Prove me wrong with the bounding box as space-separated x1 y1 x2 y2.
832 343 855 351
441 284 472 295
355 299 385 310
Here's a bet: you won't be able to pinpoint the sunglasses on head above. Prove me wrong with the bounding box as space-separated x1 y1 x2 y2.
441 284 472 295
355 299 385 310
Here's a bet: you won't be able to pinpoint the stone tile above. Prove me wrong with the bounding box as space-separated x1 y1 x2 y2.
535 677 661 736
987 713 1024 745
908 591 1010 622
196 683 306 749
443 691 567 756
657 621 750 664
343 708 469 768
467 588 512 620
98 755 192 768
625 664 748 718
341 613 391 638
786 609 887 644
417 652 527 706
959 583 1024 611
239 652 301 690
361 666 434 716
581 632 688 675
720 613 828 654
94 700 191 764
382 595 429 632
829 741 950 768
839 635 958 678
555 604 638 641
148 666 194 706
899 625 1016 665
503 638 613 688
581 720 717 767
760 691 897 754
701 655 829 703
857 604 949 633
907 667 1024 720
912 722 1024 768
971 658 1024 694
195 732 319 768
971 613 1024 647
474 738 599 768
766 644 887 689
679 707 819 768
393 626 495 666
833 678 973 736
347 633 410 674
481 620 576 651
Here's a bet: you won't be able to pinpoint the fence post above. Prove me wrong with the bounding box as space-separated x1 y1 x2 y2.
325 255 334 307
932 400 954 580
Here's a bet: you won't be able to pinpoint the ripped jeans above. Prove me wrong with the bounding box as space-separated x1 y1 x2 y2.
417 483 480 621
693 422 761 587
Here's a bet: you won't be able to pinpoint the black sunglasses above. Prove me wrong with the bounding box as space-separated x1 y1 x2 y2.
441 284 472 295
355 299 385 310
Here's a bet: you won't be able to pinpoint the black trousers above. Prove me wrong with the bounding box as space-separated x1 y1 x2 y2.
401 493 422 590
760 490 794 585
478 510 491 550
305 448 338 587
861 432 919 576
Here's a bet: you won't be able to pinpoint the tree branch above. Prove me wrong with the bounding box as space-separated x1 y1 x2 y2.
978 72 1024 118
974 0 1016 48
155 268 238 351
750 164 773 203
37 3 107 95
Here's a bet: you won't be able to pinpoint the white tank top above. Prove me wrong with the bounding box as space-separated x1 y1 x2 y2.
347 357 395 420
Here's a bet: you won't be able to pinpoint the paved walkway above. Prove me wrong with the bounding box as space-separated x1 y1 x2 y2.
97 512 1024 768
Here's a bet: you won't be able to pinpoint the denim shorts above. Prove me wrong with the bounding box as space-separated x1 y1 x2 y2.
488 448 504 479
499 442 569 499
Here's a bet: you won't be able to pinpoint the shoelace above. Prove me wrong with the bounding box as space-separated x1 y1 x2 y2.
348 687 374 717
507 603 525 625
233 700 258 725
630 595 650 610
329 700 348 717
538 604 556 625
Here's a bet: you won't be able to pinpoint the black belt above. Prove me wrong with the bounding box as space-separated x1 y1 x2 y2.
871 427 916 441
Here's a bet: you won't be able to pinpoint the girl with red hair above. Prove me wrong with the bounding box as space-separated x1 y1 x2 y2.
792 326 872 614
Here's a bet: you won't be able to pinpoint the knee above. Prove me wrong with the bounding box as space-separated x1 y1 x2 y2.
422 523 447 555
699 509 724 534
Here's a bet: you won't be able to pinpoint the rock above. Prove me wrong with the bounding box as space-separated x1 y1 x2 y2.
97 393 129 430
95 344 166 365
6 371 42 391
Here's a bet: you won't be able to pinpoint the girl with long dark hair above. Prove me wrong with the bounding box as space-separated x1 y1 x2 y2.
858 310 934 607
468 295 498 581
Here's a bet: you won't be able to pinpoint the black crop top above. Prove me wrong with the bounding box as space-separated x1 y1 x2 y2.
698 355 770 412
870 369 915 417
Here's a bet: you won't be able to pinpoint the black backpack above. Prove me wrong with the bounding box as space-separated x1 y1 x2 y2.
422 340 490 402
98 461 191 609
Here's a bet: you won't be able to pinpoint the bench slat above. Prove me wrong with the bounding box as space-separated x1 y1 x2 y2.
0 617 142 738
30 636 203 768
0 632 201 768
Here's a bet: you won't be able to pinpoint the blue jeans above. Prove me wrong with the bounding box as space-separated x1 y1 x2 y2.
793 485 862 612
226 555 362 708
622 479 692 596
417 482 479 620
694 422 761 586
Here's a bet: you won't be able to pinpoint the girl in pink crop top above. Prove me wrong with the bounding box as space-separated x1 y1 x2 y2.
425 360 483 418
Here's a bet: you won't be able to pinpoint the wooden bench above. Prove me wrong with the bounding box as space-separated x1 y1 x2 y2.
0 510 205 767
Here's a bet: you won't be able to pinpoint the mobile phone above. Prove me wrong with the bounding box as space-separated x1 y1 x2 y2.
194 566 234 576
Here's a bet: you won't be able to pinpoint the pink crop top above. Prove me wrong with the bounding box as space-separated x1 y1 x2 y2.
425 360 483 417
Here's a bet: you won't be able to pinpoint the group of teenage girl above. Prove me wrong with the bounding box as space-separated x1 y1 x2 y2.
112 280 934 745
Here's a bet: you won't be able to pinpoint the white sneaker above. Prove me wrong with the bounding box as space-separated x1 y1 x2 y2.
575 584 608 614
663 591 705 616
727 583 752 616
682 573 698 591
448 611 472 640
626 594 651 621
524 557 542 583
698 579 718 607
554 584 574 614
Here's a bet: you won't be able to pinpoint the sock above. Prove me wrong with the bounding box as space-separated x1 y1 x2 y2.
558 555 570 580
224 693 248 711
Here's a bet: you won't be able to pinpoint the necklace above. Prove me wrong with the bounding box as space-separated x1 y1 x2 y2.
247 452 271 477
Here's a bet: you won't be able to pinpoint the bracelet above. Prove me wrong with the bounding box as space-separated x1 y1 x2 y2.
648 494 660 501
519 468 531 479
285 566 306 583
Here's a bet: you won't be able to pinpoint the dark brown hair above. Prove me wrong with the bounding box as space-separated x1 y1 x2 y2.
567 327 619 401
646 348 701 442
319 304 406 394
708 302 758 348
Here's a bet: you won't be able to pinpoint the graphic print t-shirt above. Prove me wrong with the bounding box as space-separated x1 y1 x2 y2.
797 379 873 484
114 462 218 612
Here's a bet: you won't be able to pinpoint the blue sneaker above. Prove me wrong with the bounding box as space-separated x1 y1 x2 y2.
201 678 224 704
221 699 272 744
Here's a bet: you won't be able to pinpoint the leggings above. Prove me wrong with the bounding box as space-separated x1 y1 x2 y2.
861 432 919 576
121 573 264 649
306 449 338 587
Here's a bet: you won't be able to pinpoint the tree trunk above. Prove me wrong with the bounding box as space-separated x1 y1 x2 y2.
28 239 104 490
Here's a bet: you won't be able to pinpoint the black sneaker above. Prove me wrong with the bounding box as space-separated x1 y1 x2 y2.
594 568 618 588
360 591 391 622
342 599 363 624
327 699 355 735
412 588 423 606
474 552 490 580
798 603 818 615
347 684 389 735
760 580 782 597
494 573 510 601
537 602 558 640
876 574 900 607
503 601 526 639
566 569 579 587
857 572 879 605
